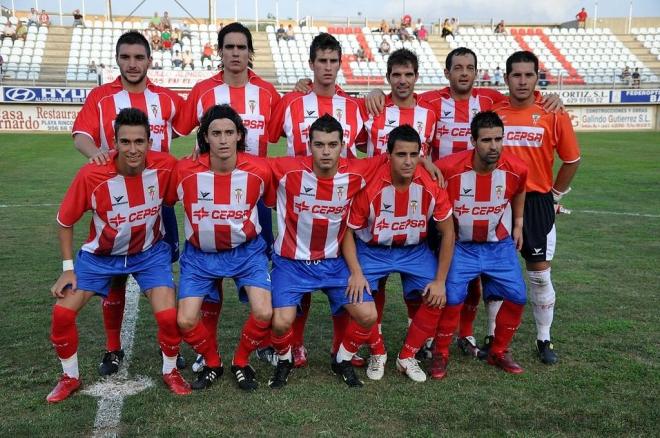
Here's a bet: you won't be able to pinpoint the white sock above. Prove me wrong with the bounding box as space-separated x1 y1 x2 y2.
61 352 79 379
162 353 177 374
528 268 555 341
278 347 292 362
486 300 503 336
336 343 354 363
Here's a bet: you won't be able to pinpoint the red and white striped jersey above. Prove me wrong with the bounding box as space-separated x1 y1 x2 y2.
348 165 452 246
436 149 528 243
268 90 364 158
57 151 177 256
174 152 271 252
72 76 183 153
266 155 386 260
174 70 280 157
359 94 437 157
420 87 505 160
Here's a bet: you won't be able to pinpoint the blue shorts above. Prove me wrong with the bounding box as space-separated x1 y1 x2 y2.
271 253 373 315
445 238 526 306
356 239 437 301
256 199 274 260
178 236 271 303
162 205 180 263
75 239 174 297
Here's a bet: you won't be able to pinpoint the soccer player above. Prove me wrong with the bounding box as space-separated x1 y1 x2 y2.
174 22 281 372
47 108 190 403
431 111 529 378
493 51 580 364
343 125 454 381
173 105 273 391
71 31 184 375
266 115 385 389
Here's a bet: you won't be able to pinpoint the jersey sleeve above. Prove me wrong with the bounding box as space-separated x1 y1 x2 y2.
172 85 200 137
161 156 179 206
71 89 101 145
432 186 453 222
57 167 92 227
554 112 581 163
347 188 371 230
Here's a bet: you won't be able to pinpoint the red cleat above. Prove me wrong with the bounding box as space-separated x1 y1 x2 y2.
351 353 366 368
429 353 449 380
46 374 81 403
292 344 308 368
163 369 192 395
487 352 524 374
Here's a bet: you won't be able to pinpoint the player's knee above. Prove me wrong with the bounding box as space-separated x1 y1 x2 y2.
253 306 273 323
176 313 198 331
527 268 555 305
355 308 378 328
271 312 293 335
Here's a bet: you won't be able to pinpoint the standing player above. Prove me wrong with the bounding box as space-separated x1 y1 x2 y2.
432 111 529 378
71 31 184 375
343 125 454 381
47 109 190 403
493 51 580 364
174 105 273 391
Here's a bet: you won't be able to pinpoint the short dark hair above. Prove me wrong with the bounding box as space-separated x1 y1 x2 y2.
197 104 247 153
309 32 342 62
308 114 343 143
116 31 151 58
470 111 504 140
445 47 477 71
386 124 421 153
114 108 150 140
386 48 418 76
217 22 255 68
506 50 539 75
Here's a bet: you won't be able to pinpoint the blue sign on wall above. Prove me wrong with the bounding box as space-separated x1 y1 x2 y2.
2 87 91 103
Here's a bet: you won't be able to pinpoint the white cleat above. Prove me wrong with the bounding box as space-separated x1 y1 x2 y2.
366 354 387 381
396 356 427 382
192 354 206 373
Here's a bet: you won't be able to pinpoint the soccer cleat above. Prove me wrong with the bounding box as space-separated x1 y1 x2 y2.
46 374 81 403
415 340 434 361
176 353 186 369
162 368 192 395
351 352 367 368
366 354 387 381
191 365 223 390
192 354 206 373
268 359 293 389
429 353 449 380
231 364 258 391
396 356 427 382
536 340 559 365
255 346 278 367
488 351 524 374
456 336 484 358
292 344 308 368
98 349 124 376
331 360 364 388
480 335 494 359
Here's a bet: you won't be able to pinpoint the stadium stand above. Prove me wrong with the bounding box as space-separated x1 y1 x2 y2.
0 15 47 80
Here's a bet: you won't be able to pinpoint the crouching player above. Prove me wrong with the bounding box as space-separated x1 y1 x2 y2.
174 104 273 391
343 125 455 382
47 108 190 403
431 111 529 378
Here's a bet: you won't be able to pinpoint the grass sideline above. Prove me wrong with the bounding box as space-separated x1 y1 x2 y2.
0 132 658 436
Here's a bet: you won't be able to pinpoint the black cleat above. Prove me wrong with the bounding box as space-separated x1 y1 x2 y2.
99 350 124 376
331 360 364 388
268 359 293 389
231 364 258 391
479 335 494 360
255 346 278 367
191 365 223 390
536 340 559 365
456 336 483 358
176 353 186 369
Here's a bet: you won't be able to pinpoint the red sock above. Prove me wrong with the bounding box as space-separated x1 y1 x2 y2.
367 324 386 355
200 299 221 347
340 319 372 354
50 305 78 359
458 278 482 338
490 301 525 356
154 308 181 357
331 311 350 355
233 314 271 367
400 304 443 359
272 328 293 357
292 293 311 346
181 320 221 367
102 285 126 351
405 298 421 321
432 304 463 356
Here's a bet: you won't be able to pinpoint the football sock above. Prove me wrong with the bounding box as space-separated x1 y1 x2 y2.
486 300 503 336
458 278 481 338
181 320 221 368
102 284 126 351
337 319 371 362
528 268 555 341
432 304 463 356
367 324 386 355
399 304 442 359
200 299 222 346
61 353 79 379
233 314 271 367
490 300 525 356
331 312 350 355
272 328 293 361
162 352 178 375
154 308 181 360
50 305 78 361
292 293 311 346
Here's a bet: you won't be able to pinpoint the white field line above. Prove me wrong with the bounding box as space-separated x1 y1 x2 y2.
81 276 153 438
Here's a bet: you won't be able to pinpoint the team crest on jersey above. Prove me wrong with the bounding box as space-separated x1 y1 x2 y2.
335 108 343 121
532 114 541 125
234 188 243 203
248 100 256 113
495 185 503 199
410 200 418 214
147 185 156 200
416 121 424 133
336 185 345 200
151 105 159 118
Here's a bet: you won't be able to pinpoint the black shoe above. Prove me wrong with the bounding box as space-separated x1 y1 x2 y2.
176 353 186 370
255 346 278 367
536 340 559 365
268 359 293 389
415 341 433 361
191 365 223 390
99 350 124 376
331 360 364 388
479 335 494 360
231 364 258 391
456 336 484 358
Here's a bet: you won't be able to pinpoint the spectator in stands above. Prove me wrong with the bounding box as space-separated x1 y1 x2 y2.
632 68 641 88
162 28 172 50
417 25 428 41
414 18 423 38
153 61 162 70
494 20 506 34
149 12 162 31
379 19 389 34
1 21 16 41
356 47 367 62
379 40 391 55
28 8 39 27
451 17 459 34
621 66 631 86
286 24 295 41
201 42 213 62
482 69 491 85
538 68 548 89
171 27 181 45
150 32 162 51
576 8 587 30
441 18 454 39
276 24 286 41
161 11 172 31
173 50 183 68
398 26 413 42
181 22 191 39
182 50 193 69
39 9 50 27
72 9 85 28
88 60 97 74
15 21 27 41
493 66 503 85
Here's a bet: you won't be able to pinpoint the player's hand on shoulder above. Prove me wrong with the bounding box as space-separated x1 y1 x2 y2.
293 78 313 94
365 89 386 116
51 270 77 298
423 280 446 308
541 93 564 113
421 157 446 187
89 150 111 165
346 272 371 304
